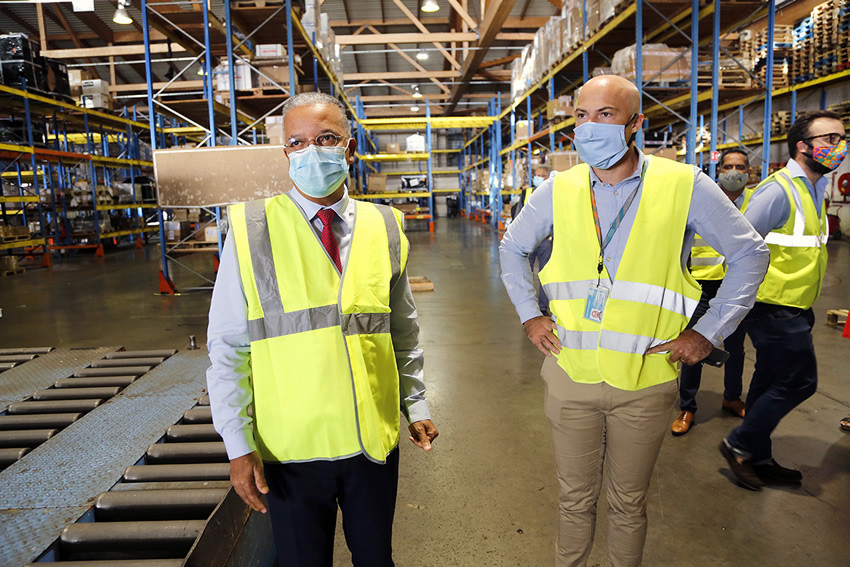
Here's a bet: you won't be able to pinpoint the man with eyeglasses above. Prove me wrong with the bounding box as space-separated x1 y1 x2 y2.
719 110 845 491
206 92 438 566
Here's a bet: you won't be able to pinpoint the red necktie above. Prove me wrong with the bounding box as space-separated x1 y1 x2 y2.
316 208 342 272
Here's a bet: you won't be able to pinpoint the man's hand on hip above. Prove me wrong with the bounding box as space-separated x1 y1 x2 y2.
408 419 439 451
645 329 713 365
523 315 561 356
230 451 269 513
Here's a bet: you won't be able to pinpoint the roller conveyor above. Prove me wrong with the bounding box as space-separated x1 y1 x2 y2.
1 347 273 566
0 428 57 448
33 386 123 401
54 376 138 388
0 413 82 430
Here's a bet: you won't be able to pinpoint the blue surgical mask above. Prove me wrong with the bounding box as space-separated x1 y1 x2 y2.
288 143 350 198
532 175 545 187
573 115 637 169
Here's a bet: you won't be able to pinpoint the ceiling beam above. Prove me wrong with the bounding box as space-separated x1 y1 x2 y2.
0 7 39 39
337 31 532 45
331 17 449 27
345 69 510 80
331 16 546 28
48 4 103 78
478 53 520 69
447 0 518 113
109 80 205 93
446 0 478 29
41 43 187 59
366 26 451 95
73 11 115 44
347 71 459 80
390 0 460 70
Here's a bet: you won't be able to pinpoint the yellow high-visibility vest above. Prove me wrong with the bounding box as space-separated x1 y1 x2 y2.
229 194 409 464
755 168 828 309
690 189 753 281
539 157 702 391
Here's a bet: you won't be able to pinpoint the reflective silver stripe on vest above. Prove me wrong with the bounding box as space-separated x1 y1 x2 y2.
556 324 600 350
374 204 402 287
599 329 666 354
244 200 286 322
693 237 708 247
691 256 724 266
764 172 828 248
610 280 699 317
248 304 340 341
543 280 598 301
342 312 391 336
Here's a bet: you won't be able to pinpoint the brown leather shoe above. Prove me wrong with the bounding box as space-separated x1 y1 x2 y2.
671 410 695 436
722 398 746 418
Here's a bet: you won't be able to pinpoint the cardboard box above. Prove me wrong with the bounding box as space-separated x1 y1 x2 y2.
612 43 691 84
256 60 296 91
515 120 533 140
81 78 109 95
214 61 253 92
265 115 285 145
369 174 388 192
548 150 582 172
68 69 92 97
386 142 401 154
254 44 286 58
546 96 573 121
203 224 219 242
81 93 112 110
164 221 192 242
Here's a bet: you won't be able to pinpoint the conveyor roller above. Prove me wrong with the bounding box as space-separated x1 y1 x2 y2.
33 386 122 401
0 429 57 448
94 488 229 521
145 442 228 464
0 413 82 430
6 399 103 414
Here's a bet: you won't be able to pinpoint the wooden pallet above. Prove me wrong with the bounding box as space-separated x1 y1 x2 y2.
0 234 30 244
409 276 434 292
826 308 848 326
0 268 25 277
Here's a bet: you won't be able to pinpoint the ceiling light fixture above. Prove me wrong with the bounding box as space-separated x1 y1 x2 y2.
416 51 429 61
412 86 423 99
421 0 440 13
113 0 133 25
411 105 420 112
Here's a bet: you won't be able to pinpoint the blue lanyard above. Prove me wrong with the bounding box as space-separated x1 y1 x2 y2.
588 160 647 278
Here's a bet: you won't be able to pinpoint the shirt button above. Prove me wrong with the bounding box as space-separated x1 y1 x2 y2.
606 256 612 262
614 191 618 195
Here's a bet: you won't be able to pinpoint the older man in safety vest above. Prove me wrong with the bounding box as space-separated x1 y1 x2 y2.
206 92 438 566
720 110 843 491
500 75 768 567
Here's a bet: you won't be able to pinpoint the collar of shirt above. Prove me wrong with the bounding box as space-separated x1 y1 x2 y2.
786 157 829 196
589 148 646 189
733 191 747 210
287 186 351 220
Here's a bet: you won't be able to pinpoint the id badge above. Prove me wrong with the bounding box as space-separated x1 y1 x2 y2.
584 284 609 323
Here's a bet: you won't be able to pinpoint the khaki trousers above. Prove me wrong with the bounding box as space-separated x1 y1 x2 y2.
541 356 678 567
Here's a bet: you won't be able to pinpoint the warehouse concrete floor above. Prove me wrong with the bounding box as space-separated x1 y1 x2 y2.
1 218 848 566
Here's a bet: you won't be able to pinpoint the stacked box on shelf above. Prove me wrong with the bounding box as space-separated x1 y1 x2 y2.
754 25 794 87
0 33 43 91
827 100 850 123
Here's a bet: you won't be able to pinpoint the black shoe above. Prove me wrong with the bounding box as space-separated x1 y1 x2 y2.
754 459 802 484
718 439 762 491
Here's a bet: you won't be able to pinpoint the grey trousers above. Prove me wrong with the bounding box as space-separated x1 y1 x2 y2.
542 356 678 567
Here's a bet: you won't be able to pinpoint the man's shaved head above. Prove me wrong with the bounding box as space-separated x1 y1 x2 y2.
577 75 641 118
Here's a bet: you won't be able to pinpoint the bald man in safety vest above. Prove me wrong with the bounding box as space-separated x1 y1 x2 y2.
206 92 438 566
500 75 768 567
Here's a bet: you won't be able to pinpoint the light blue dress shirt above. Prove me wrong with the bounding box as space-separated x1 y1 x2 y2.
744 158 828 238
499 149 770 347
206 188 431 461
